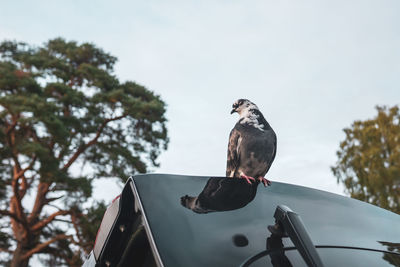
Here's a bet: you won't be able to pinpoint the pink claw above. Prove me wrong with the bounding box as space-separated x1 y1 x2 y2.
240 174 256 184
258 177 272 187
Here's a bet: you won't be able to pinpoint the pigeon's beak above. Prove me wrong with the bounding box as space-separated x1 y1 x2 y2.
230 108 236 114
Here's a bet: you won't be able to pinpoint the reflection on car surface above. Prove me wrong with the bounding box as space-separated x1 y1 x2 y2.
83 174 400 267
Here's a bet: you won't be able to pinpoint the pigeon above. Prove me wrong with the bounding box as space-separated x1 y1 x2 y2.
227 99 277 186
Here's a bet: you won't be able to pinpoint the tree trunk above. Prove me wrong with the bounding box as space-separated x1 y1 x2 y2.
11 244 30 267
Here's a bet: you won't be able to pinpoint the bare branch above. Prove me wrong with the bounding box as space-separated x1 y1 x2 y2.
18 156 37 198
70 212 84 245
6 118 29 223
31 210 69 232
53 218 73 224
15 156 37 181
28 182 50 224
26 174 37 188
46 203 64 211
62 114 127 171
11 162 25 220
44 195 64 204
22 234 72 261
0 209 26 226
0 247 12 253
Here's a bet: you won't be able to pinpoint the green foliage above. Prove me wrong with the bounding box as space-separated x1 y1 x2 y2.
73 202 107 254
0 38 168 266
38 203 107 267
332 106 400 214
0 38 168 181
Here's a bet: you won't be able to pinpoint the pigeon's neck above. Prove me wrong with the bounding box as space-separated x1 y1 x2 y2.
239 108 269 131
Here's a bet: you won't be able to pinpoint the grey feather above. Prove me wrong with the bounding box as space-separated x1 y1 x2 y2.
226 99 277 181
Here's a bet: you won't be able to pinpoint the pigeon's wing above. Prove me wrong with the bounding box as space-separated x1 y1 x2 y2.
226 128 241 177
264 131 277 174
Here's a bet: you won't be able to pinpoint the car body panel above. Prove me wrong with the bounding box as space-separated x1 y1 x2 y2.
132 174 400 267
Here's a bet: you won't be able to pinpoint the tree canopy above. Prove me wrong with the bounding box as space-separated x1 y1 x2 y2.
0 38 168 266
332 106 400 214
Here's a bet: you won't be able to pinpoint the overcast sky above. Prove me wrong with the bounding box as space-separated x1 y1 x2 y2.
2 0 400 201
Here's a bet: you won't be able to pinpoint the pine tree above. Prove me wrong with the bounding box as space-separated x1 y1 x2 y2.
0 38 168 266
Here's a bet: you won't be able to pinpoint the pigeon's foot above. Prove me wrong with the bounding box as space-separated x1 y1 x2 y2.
240 174 256 184
258 177 271 187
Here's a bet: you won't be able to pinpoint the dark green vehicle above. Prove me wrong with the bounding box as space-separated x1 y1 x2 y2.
83 174 400 267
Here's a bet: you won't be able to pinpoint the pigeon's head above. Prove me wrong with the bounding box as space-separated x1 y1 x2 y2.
231 99 258 116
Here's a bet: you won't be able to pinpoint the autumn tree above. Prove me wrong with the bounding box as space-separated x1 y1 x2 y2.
0 38 168 266
332 106 400 214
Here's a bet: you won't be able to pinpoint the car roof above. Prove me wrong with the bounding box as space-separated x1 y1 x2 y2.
133 174 400 267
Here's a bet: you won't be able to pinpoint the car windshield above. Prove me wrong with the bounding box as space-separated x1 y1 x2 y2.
133 174 400 267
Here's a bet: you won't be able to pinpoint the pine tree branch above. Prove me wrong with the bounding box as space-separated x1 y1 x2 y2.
5 113 19 135
46 202 64 211
0 210 26 226
17 156 37 198
11 164 28 226
53 218 73 224
11 177 25 221
70 212 84 246
5 120 18 135
62 114 127 171
21 234 72 261
28 182 50 224
15 156 36 180
31 210 70 232
44 195 64 204
6 117 29 223
0 247 12 253
57 131 78 160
